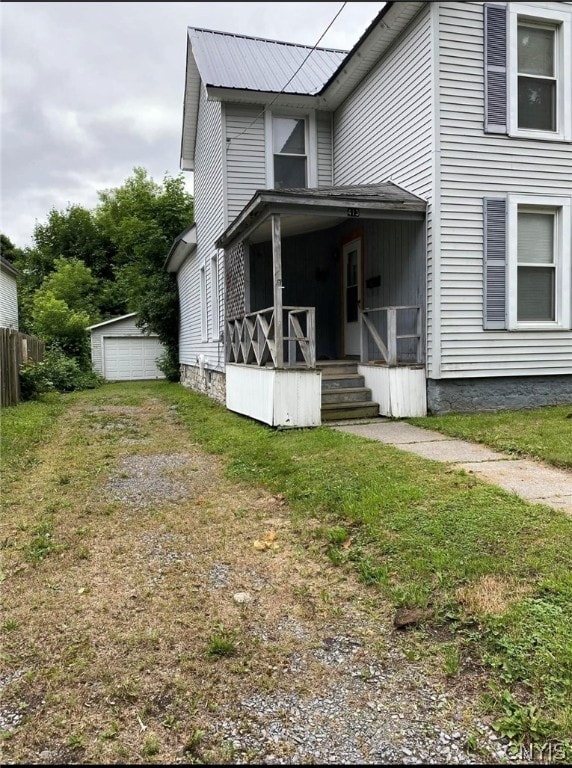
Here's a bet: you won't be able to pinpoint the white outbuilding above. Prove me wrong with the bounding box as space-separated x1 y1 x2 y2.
88 313 166 381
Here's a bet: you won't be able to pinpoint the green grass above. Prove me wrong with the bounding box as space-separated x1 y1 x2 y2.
1 393 66 471
142 381 572 753
408 405 572 469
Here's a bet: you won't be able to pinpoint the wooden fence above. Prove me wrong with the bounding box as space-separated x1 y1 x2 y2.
0 328 45 407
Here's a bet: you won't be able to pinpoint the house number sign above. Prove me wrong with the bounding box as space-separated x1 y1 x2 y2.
347 207 360 217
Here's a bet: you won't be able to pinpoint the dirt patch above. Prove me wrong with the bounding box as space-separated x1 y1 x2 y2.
1 392 513 765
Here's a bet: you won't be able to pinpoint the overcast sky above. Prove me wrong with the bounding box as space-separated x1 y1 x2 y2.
1 2 382 249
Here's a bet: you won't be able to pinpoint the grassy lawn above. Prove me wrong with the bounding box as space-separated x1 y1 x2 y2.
409 405 572 469
1 393 65 471
2 382 571 758
158 383 572 754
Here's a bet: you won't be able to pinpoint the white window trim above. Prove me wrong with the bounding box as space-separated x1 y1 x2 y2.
507 194 571 330
508 3 572 142
265 109 317 188
200 261 207 342
210 253 220 341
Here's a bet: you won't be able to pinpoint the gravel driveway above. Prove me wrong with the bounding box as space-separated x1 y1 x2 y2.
1 395 525 764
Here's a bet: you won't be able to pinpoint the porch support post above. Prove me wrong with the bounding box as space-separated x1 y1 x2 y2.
387 308 397 366
272 214 284 368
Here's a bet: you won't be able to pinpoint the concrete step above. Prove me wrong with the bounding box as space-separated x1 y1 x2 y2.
321 387 372 404
316 360 359 376
321 374 365 391
321 401 380 421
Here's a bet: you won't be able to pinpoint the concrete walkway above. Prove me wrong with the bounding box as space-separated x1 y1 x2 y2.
334 421 572 514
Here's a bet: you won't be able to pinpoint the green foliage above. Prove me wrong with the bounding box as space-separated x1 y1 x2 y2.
156 347 180 382
13 167 194 371
20 348 103 399
41 257 100 318
0 233 23 263
30 291 91 360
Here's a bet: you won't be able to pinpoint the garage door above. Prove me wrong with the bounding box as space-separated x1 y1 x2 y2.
103 336 165 380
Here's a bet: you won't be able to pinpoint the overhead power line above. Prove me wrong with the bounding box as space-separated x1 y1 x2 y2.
226 1 347 148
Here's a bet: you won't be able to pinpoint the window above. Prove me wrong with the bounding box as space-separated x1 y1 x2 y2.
517 22 556 132
210 254 219 340
200 264 207 341
483 195 571 330
484 4 571 139
272 116 307 188
516 208 555 321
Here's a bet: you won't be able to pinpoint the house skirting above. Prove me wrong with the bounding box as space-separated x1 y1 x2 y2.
427 375 572 415
226 364 322 428
358 364 427 417
180 363 226 405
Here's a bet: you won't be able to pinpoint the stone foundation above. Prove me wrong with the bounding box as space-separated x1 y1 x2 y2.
180 364 226 405
427 375 572 415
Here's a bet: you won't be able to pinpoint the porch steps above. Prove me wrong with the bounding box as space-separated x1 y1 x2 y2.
318 360 380 422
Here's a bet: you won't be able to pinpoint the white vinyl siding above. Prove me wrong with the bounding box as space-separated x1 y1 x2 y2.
333 4 433 197
0 269 18 329
178 86 225 369
225 104 266 222
438 1 572 378
316 111 333 187
333 3 433 371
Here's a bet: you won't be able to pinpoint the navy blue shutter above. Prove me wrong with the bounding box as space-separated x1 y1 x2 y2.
484 198 507 329
484 4 508 134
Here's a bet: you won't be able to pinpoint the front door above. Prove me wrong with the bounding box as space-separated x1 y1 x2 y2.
343 238 362 356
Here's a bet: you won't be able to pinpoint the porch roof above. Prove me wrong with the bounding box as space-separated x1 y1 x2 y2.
215 183 426 249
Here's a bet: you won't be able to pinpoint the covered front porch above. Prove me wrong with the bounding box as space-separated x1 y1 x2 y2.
217 184 428 428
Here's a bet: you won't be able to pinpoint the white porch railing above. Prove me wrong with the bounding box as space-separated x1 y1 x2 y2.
227 306 316 368
360 305 423 365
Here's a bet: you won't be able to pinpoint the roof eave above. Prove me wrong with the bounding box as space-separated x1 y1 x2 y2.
317 1 427 110
215 186 426 250
87 312 137 331
165 225 197 273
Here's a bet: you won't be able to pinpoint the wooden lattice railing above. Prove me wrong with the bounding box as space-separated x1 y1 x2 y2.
227 306 315 368
360 305 422 365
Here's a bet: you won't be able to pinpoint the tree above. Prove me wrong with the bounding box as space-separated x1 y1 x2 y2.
30 291 91 361
10 168 194 377
0 233 24 263
96 168 194 374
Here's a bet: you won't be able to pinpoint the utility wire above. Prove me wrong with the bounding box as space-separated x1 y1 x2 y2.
226 1 347 148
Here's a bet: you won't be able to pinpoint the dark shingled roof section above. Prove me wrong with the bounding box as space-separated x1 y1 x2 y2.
255 183 426 204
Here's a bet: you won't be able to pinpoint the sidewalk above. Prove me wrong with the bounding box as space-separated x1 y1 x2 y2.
333 421 572 514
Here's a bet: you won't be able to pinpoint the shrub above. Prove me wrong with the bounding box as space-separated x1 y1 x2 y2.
20 348 103 399
156 347 180 382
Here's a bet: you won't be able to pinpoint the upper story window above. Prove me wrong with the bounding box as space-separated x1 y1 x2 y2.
272 116 307 188
484 3 571 141
517 22 557 132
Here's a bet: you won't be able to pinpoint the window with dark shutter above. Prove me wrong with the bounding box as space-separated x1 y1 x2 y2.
484 4 508 134
484 198 507 329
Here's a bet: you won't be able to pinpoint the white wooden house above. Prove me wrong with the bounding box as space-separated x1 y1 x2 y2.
0 256 20 330
166 1 572 427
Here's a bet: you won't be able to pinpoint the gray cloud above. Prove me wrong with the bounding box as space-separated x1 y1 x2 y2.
1 2 381 247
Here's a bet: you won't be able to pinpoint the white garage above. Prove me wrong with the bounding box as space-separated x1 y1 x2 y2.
88 313 166 381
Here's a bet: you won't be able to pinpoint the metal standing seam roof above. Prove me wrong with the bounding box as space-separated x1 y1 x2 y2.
188 27 348 95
